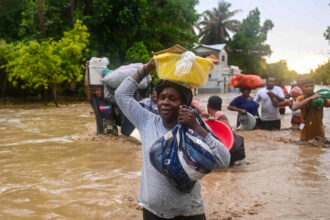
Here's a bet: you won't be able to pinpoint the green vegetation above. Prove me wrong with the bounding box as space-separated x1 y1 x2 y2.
263 60 298 83
0 0 329 104
228 8 273 75
310 61 330 85
6 21 89 106
324 26 330 44
197 1 241 44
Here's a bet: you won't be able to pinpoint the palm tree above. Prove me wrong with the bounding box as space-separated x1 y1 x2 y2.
197 1 241 44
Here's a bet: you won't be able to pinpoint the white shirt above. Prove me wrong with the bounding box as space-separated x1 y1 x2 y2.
254 86 285 121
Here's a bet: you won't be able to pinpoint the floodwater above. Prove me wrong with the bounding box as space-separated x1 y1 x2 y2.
0 86 329 219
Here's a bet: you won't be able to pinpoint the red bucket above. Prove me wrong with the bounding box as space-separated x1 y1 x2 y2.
204 120 234 150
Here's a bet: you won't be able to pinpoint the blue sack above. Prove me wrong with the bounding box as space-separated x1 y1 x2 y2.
149 122 217 193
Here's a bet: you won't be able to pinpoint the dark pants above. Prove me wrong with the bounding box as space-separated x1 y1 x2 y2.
259 119 281 130
121 115 135 136
143 208 206 220
279 108 285 115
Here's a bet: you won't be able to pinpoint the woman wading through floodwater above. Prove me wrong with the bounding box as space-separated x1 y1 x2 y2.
115 58 230 220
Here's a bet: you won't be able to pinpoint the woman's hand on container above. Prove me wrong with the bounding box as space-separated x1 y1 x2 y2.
178 107 198 129
133 58 155 82
179 107 208 138
239 109 247 115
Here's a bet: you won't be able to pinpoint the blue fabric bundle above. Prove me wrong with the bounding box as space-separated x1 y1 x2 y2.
149 123 217 193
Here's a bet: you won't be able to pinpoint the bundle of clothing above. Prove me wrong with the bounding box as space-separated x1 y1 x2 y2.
149 122 217 193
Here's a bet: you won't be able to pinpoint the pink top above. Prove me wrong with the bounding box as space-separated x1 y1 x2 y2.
191 99 200 107
214 111 224 120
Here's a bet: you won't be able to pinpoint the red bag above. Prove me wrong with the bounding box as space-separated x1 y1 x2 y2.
230 74 264 89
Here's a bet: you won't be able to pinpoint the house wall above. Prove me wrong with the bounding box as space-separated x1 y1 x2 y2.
194 46 237 94
218 50 228 66
195 47 219 58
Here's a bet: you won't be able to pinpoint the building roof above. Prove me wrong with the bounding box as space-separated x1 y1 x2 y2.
194 44 226 51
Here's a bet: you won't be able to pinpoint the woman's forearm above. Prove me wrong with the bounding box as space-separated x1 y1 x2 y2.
132 59 155 83
228 105 242 112
292 97 311 111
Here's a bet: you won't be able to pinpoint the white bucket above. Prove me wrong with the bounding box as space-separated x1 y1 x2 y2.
89 57 109 85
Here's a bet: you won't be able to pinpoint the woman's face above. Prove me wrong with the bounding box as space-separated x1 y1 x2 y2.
157 87 182 123
302 83 314 96
151 91 158 104
94 86 103 99
241 88 251 97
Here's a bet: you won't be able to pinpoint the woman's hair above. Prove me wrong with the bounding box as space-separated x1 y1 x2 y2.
207 95 222 111
300 78 314 87
239 87 251 92
155 79 193 106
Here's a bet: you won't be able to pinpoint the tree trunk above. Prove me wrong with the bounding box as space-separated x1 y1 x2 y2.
43 89 49 106
1 73 7 104
70 0 76 23
52 84 58 107
38 0 46 38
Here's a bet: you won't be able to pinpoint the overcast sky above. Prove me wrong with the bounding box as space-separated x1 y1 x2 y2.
195 0 330 74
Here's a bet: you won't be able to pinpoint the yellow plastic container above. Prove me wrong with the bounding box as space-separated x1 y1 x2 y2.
154 53 215 88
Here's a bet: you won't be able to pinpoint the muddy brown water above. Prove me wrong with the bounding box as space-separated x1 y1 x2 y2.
0 86 329 219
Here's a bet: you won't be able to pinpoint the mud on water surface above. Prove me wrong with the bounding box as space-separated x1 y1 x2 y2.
0 85 329 219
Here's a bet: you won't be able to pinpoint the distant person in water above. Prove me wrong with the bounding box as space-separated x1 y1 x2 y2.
191 96 230 127
289 87 303 129
292 78 330 141
85 61 118 135
278 79 290 115
254 77 286 130
139 87 159 115
228 88 259 128
206 95 231 126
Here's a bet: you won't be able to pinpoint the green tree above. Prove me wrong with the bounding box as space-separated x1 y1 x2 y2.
1 1 200 100
142 0 199 51
264 60 298 83
125 42 151 64
228 8 273 75
7 20 89 106
84 0 199 66
0 0 28 42
19 0 83 40
0 40 16 103
310 61 330 85
3 0 200 66
324 26 330 44
197 1 241 44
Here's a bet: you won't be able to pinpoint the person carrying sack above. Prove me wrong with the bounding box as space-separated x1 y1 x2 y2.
115 58 230 220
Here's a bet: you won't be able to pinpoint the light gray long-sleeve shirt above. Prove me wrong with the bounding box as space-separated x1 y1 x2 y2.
115 76 230 218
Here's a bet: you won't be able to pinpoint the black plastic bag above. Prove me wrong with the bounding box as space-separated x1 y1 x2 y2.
229 133 245 165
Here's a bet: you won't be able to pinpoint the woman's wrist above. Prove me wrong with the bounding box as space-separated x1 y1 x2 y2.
145 59 155 73
192 123 208 138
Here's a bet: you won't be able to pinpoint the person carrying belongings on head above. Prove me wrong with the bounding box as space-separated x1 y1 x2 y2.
102 62 153 136
292 78 330 142
228 87 259 130
229 74 264 130
115 45 230 220
85 60 118 135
